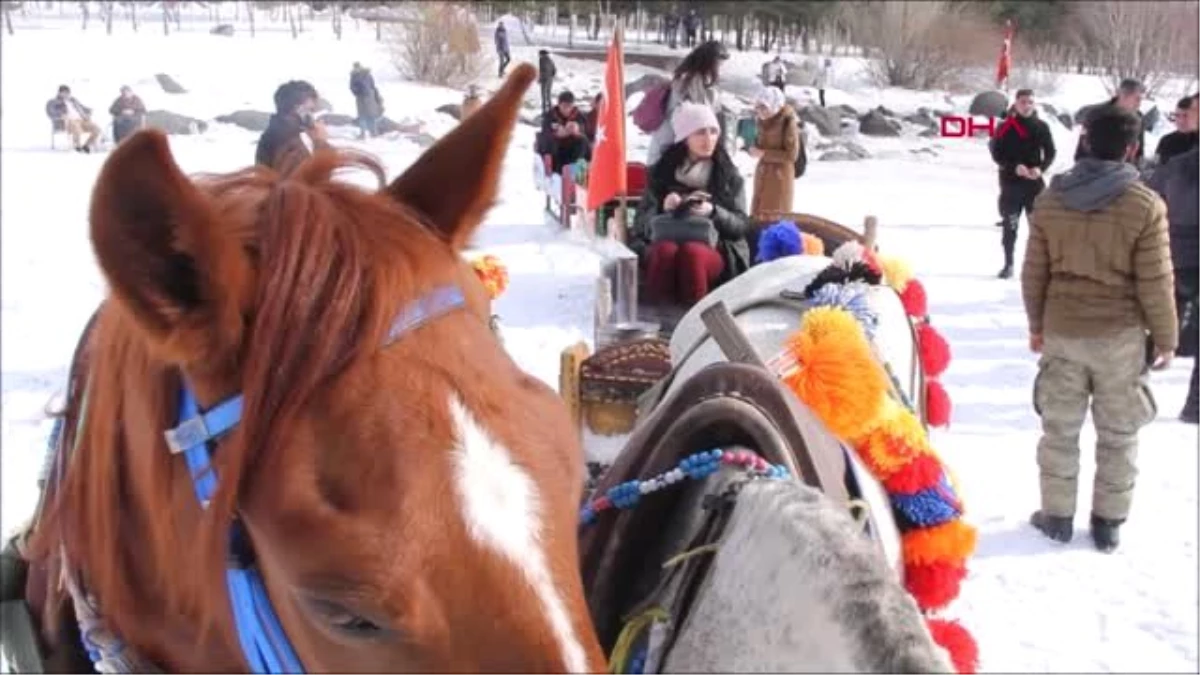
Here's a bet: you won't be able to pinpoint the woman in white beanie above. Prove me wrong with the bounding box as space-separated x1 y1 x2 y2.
748 86 802 220
632 102 751 311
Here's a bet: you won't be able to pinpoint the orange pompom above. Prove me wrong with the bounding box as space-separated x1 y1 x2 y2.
927 618 980 674
800 232 826 257
470 254 509 300
902 519 978 566
781 307 888 440
852 403 932 479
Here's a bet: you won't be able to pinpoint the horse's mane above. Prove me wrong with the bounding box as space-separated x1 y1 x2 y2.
29 149 452 647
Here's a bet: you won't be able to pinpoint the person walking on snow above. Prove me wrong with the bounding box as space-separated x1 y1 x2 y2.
349 62 384 139
1021 106 1177 553
748 87 801 221
537 49 557 116
762 56 787 93
813 58 832 108
989 88 1057 279
494 22 511 78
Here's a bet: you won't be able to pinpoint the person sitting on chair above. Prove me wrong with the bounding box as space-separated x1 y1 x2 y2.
108 85 147 145
632 102 751 309
537 90 591 174
46 85 101 153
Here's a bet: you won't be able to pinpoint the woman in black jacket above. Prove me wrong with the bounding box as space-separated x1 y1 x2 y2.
632 102 751 308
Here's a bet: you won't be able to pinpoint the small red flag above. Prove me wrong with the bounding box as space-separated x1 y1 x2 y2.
996 20 1014 88
586 31 627 212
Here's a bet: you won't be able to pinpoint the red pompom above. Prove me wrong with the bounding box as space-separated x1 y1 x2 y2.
927 618 980 674
900 278 928 318
926 379 953 428
883 454 945 494
918 323 952 378
906 560 968 611
863 248 884 277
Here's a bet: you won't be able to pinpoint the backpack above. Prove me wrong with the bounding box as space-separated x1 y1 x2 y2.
632 82 671 134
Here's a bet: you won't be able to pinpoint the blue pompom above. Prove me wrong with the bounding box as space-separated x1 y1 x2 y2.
890 475 962 530
755 221 804 264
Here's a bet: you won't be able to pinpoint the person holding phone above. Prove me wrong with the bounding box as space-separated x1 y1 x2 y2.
632 102 751 309
255 80 331 172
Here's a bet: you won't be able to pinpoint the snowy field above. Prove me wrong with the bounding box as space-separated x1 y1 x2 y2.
2 14 1197 673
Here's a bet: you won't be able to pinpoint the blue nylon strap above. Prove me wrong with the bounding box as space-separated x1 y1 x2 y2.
163 284 467 675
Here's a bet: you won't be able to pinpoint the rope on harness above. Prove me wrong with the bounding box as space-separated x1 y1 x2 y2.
660 543 721 570
608 607 669 675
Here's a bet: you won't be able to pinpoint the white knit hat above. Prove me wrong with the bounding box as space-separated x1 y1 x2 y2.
671 102 720 142
754 87 786 117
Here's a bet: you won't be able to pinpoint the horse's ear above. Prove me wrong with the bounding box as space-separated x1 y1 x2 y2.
385 63 536 251
89 130 248 365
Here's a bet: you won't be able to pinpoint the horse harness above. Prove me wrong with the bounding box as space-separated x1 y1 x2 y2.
0 284 469 674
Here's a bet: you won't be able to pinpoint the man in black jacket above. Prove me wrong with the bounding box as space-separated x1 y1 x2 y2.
536 91 592 174
1153 94 1198 166
1074 79 1145 166
537 50 557 116
989 89 1057 279
255 80 330 172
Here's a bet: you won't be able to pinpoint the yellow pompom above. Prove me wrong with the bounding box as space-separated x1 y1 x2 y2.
878 254 914 294
852 399 934 478
781 307 888 440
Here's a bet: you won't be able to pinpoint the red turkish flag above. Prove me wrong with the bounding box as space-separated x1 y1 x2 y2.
586 32 627 212
996 20 1014 88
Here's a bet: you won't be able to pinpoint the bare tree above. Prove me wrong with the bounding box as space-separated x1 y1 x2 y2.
1075 1 1200 96
387 2 487 88
837 0 995 90
3 1 15 35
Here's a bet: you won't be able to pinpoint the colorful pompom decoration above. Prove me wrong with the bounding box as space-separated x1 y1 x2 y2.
927 618 980 674
777 307 888 441
907 560 969 611
925 379 953 428
755 221 803 263
900 278 928 318
917 322 952 378
878 254 914 294
801 232 825 256
470 254 509 300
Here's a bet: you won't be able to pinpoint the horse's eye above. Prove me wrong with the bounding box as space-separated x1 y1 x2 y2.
328 611 382 635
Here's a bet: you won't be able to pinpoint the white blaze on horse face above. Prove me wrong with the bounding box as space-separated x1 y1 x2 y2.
448 396 588 674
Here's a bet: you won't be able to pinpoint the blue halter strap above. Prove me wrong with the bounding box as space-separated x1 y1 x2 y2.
162 284 466 674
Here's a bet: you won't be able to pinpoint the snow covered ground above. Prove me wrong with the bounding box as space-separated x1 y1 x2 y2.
2 15 1196 673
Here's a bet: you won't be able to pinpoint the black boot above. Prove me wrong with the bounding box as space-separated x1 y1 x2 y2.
1031 510 1073 543
998 220 1016 279
1090 514 1124 553
1181 360 1198 423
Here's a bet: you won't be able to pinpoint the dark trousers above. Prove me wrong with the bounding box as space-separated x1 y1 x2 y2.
818 89 826 107
998 178 1044 267
1177 266 1199 413
540 80 553 116
498 51 511 77
772 79 786 93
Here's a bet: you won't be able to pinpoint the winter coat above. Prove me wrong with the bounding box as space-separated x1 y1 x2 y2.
646 75 719 167
1148 146 1199 271
538 53 557 84
255 113 330 172
1074 99 1146 165
538 106 591 172
108 94 146 118
632 141 751 282
109 94 146 142
45 96 92 123
350 68 383 121
494 26 510 55
988 110 1056 186
813 63 830 89
1022 158 1176 351
762 61 785 85
1154 130 1198 167
750 105 800 219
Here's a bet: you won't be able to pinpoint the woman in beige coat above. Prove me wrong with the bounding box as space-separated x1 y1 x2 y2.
748 87 802 220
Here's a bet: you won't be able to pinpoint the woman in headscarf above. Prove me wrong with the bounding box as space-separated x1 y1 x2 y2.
646 40 729 168
748 86 801 220
633 102 751 309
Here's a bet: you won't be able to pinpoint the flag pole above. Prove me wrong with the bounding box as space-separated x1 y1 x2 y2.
614 18 629 244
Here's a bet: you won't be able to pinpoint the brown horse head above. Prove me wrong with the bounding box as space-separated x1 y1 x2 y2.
29 63 605 673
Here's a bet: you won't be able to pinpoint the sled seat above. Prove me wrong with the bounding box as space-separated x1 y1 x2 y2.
578 361 852 651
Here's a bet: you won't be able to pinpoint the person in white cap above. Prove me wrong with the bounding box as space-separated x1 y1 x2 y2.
632 102 751 309
748 86 801 220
